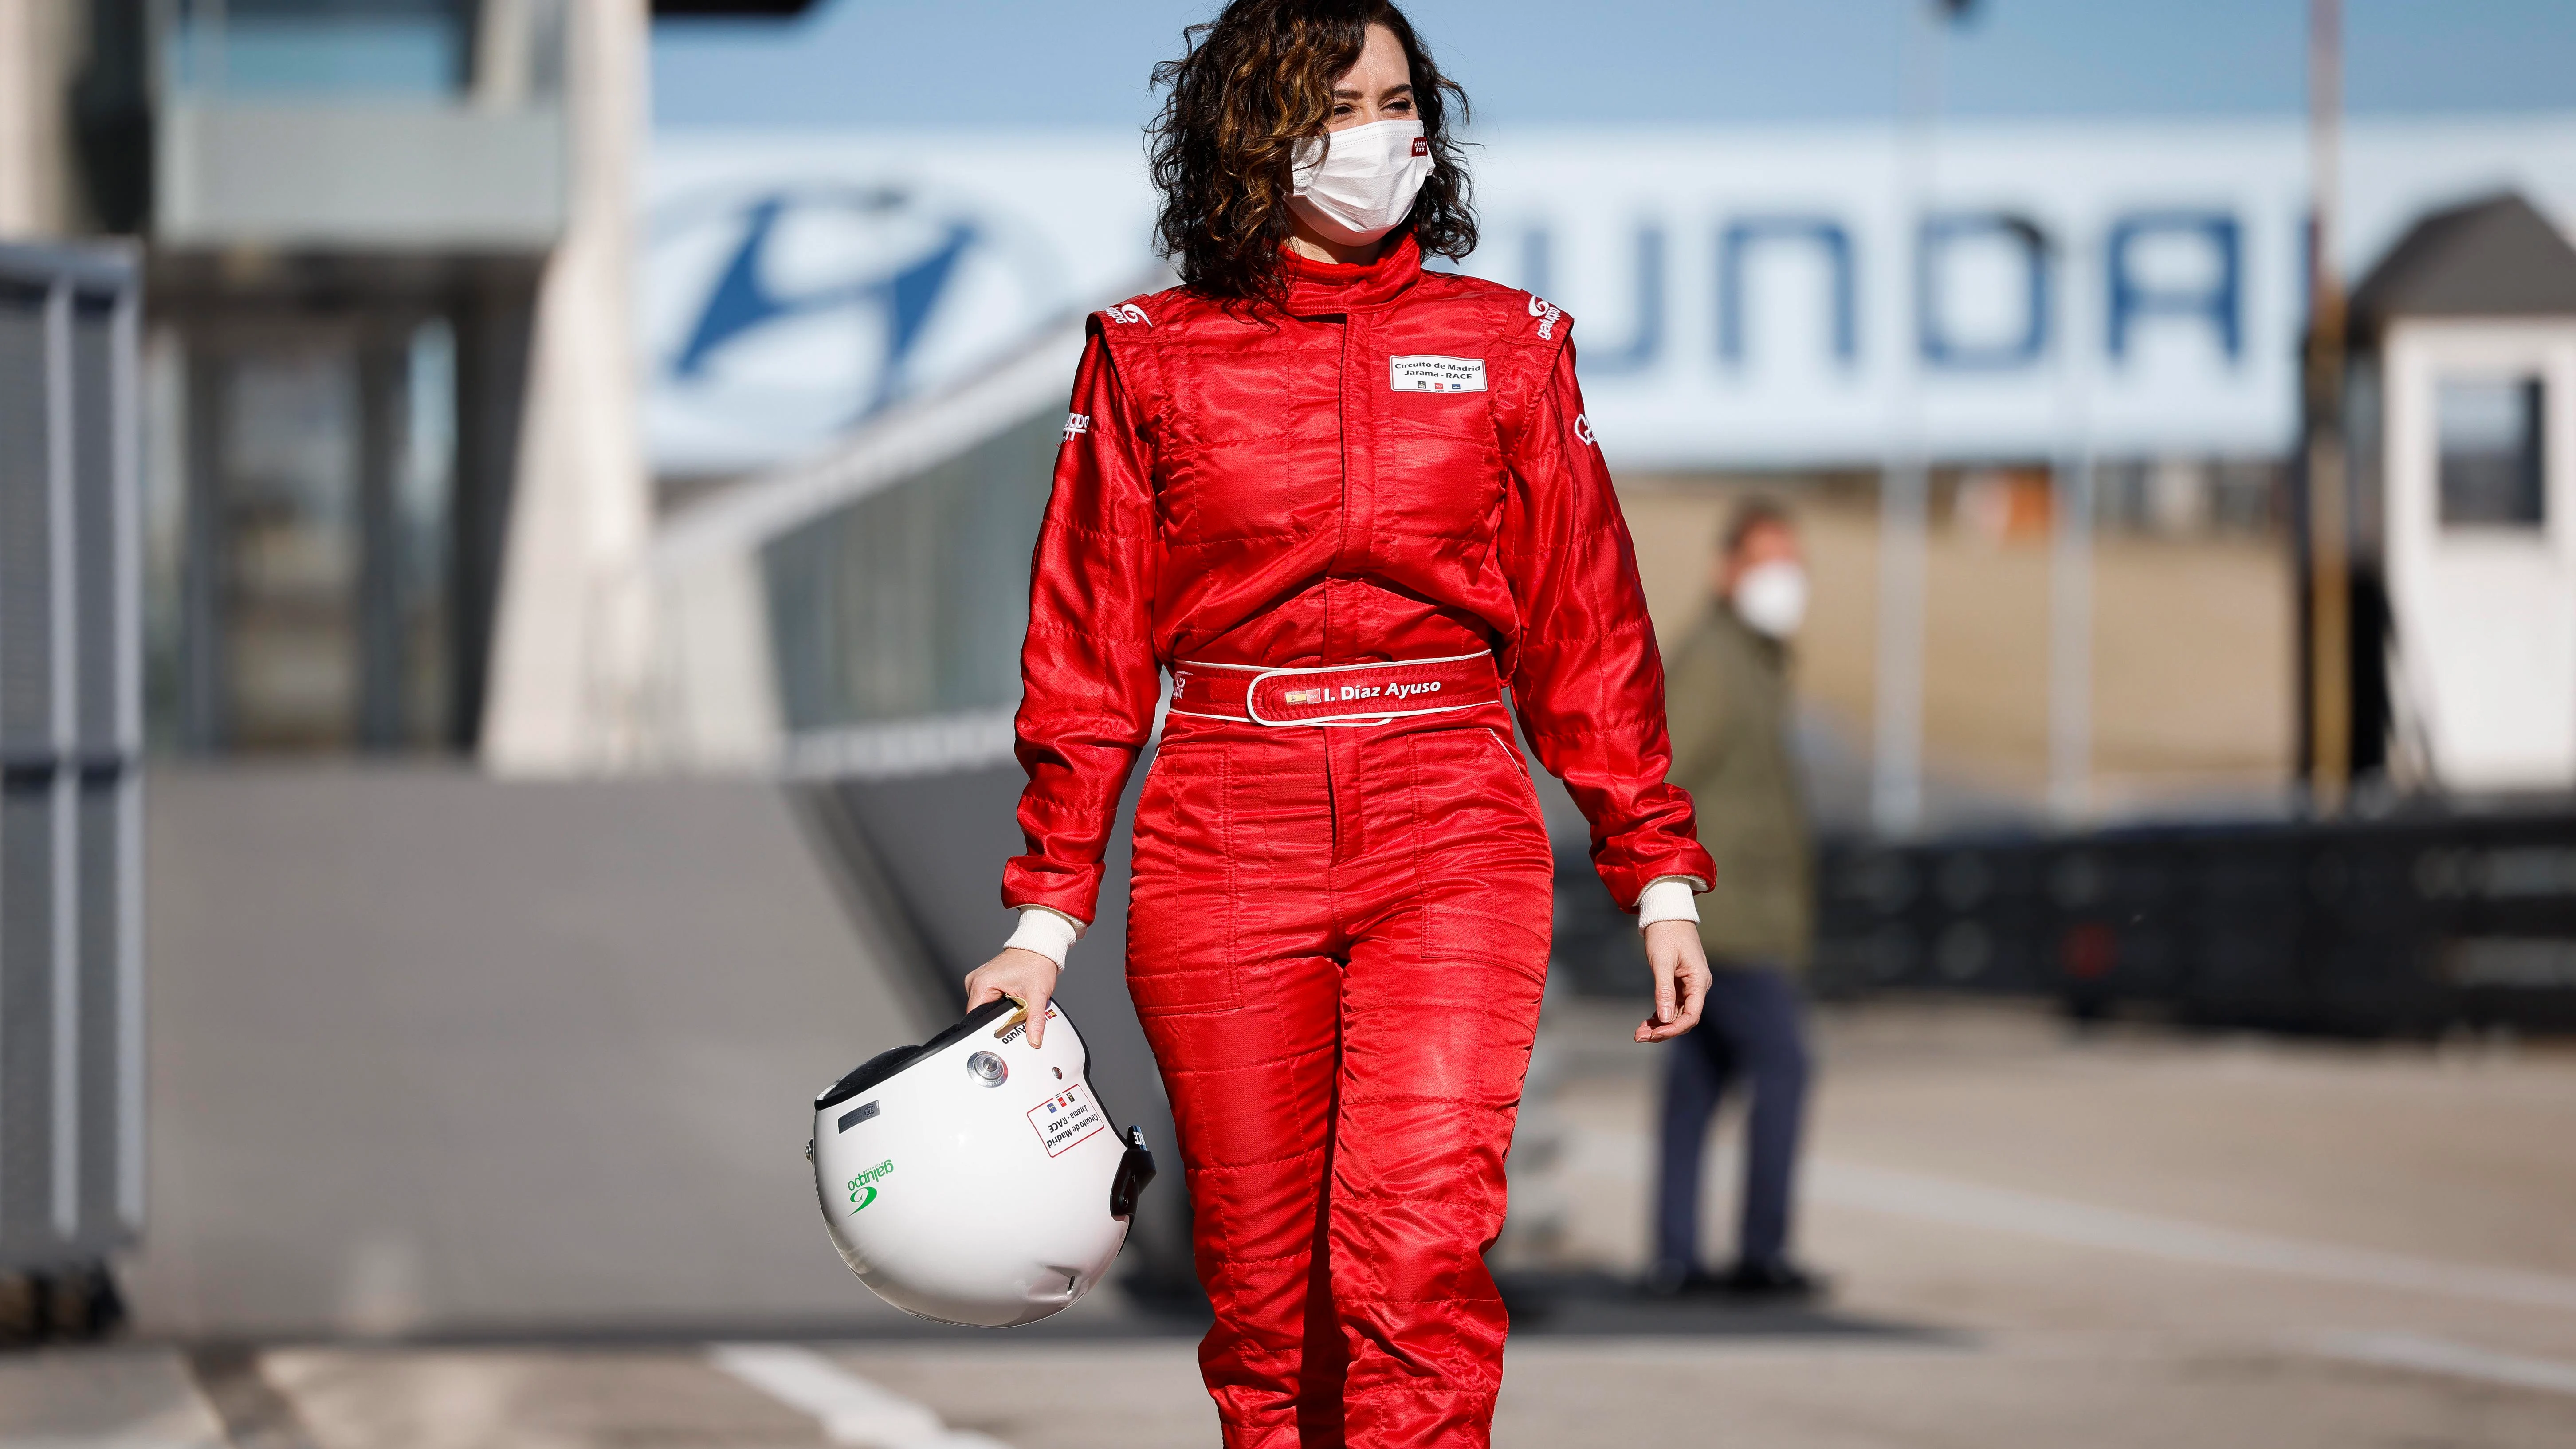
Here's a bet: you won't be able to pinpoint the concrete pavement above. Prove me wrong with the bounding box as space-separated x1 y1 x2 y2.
15 996 2576 1446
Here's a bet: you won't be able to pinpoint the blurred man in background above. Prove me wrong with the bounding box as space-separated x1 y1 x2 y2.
1649 499 1823 1300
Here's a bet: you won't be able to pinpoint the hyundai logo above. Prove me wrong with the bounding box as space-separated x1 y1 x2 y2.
644 182 1064 474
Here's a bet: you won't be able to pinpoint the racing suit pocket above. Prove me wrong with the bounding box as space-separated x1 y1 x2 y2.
1411 730 1557 988
1124 748 1243 1017
1477 727 1546 817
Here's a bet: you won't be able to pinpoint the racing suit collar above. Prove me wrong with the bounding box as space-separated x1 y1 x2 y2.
1277 231 1425 316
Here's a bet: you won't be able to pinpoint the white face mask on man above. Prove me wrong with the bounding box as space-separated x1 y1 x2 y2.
1732 561 1810 640
1289 118 1435 248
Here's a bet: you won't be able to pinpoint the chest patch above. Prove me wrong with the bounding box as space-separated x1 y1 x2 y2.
1388 355 1488 393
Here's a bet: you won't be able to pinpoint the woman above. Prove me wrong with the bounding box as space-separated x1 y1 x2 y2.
965 2 1714 1442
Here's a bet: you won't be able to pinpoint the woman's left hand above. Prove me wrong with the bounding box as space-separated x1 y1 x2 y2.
1635 919 1711 1042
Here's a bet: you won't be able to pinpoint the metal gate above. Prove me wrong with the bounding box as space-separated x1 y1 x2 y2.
0 243 143 1273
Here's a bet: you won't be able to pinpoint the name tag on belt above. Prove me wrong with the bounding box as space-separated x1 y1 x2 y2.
1389 355 1488 393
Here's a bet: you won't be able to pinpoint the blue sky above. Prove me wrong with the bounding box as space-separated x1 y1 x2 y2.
652 0 2576 130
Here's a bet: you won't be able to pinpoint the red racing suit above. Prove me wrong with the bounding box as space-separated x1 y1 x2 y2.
1005 234 1712 1448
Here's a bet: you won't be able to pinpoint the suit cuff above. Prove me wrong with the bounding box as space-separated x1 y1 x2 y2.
1636 876 1702 929
1003 906 1083 969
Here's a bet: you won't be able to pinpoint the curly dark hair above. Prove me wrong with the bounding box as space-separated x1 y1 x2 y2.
1147 0 1476 307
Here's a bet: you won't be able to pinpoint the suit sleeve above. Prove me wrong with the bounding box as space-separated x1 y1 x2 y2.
1501 340 1715 910
1001 326 1161 924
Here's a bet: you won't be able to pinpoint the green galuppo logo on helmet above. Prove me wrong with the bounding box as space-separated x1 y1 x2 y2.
846 1159 895 1214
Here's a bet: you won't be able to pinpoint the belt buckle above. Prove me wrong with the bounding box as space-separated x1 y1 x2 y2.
1246 668 1397 728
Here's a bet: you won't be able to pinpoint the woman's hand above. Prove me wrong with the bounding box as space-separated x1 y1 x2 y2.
1635 919 1711 1043
963 947 1063 1046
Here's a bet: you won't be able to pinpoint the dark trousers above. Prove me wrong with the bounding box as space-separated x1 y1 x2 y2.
1653 963 1811 1271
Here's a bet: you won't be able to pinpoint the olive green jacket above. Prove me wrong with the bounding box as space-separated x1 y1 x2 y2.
1663 600 1814 970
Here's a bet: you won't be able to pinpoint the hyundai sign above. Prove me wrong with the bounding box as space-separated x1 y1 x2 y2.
646 117 2576 475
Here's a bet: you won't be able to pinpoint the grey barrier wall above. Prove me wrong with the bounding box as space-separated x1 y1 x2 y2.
1543 770 2576 1037
0 244 145 1274
1802 810 2576 1035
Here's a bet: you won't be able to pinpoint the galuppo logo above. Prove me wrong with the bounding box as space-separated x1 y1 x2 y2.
846 1159 896 1214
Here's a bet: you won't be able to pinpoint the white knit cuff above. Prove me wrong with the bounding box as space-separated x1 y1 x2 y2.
1636 876 1702 929
1002 906 1083 969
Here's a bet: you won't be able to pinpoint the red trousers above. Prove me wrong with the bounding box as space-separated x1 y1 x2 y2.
1127 718 1555 1449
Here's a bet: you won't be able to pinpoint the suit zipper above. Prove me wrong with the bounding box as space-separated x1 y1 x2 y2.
1329 312 1352 656
1326 313 1357 865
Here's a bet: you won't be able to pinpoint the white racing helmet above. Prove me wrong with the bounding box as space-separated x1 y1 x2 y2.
809 996 1156 1326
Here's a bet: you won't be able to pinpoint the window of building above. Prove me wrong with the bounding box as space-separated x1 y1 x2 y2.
159 320 459 754
161 0 481 99
2436 375 2546 529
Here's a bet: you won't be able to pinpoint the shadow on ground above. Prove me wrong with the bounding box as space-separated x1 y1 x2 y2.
1496 1269 1958 1341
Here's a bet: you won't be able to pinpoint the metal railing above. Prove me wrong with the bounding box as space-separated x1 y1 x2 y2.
0 243 144 1275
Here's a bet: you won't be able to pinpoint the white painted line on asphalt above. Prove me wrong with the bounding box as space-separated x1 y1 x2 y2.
1809 1158 2576 1315
708 1343 1009 1449
2310 1331 2576 1398
0 1441 214 1449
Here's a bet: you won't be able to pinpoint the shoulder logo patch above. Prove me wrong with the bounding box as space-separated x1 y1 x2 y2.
1062 412 1090 441
1574 413 1597 447
1105 302 1152 327
1390 355 1488 393
1527 293 1562 340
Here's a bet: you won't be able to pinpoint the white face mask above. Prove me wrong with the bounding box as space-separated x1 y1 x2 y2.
1289 118 1435 248
1732 561 1809 639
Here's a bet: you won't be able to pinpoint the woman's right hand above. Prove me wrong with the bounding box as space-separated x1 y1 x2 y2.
1635 919 1711 1043
963 948 1063 1047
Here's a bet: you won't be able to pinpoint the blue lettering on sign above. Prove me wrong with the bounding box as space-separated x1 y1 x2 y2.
1589 227 1666 375
1917 212 2051 370
1718 217 1858 368
1504 206 2262 384
1516 225 1665 375
2106 211 2242 364
1518 226 1552 306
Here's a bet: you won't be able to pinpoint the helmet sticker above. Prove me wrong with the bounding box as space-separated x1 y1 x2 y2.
845 1158 895 1214
1028 1084 1108 1158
